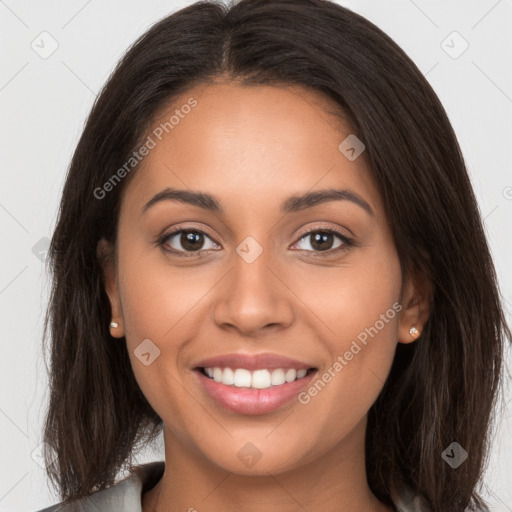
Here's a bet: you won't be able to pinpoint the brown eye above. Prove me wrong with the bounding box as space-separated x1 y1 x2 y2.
179 231 205 251
161 228 220 255
309 232 336 251
292 228 353 255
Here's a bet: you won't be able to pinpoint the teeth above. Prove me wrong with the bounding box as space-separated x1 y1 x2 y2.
234 369 253 387
202 367 311 388
222 367 234 385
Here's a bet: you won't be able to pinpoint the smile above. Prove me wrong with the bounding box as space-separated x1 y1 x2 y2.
195 366 318 415
199 366 315 388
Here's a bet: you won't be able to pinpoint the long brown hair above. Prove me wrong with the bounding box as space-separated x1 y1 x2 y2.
42 0 511 509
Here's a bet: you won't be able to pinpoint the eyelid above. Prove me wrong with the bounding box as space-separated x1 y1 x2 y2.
294 223 353 241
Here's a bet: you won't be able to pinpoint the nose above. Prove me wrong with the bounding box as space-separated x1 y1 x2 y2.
212 245 295 337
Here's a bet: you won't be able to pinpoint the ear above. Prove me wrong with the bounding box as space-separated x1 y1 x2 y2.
97 238 125 338
397 270 431 344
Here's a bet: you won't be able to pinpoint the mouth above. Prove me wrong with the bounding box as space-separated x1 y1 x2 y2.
194 365 319 415
196 366 318 389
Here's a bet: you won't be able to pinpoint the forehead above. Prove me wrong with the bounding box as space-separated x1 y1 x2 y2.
122 81 383 220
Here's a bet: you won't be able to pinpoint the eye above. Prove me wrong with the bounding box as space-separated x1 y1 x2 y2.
159 227 220 256
291 227 353 256
158 225 354 258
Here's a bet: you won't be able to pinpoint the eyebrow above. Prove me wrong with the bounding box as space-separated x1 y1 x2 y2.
141 187 374 216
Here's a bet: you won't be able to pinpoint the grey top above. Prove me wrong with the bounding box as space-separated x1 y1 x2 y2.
36 461 433 512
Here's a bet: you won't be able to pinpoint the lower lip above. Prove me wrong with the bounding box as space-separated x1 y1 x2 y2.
194 369 317 415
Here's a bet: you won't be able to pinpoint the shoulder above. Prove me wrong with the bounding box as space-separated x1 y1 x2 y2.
391 483 433 512
35 461 165 512
390 484 489 512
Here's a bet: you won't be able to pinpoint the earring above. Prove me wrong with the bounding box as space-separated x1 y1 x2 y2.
110 321 119 328
409 326 419 338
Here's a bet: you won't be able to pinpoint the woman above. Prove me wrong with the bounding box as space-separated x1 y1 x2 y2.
37 0 510 510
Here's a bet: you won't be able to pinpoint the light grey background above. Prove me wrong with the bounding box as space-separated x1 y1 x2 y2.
1 0 511 510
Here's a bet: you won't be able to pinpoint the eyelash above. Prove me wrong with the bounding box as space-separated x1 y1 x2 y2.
157 225 354 258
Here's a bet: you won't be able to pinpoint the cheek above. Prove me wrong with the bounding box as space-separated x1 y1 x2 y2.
294 242 401 424
115 242 219 423
117 241 214 344
295 310 399 447
117 257 189 428
294 240 401 349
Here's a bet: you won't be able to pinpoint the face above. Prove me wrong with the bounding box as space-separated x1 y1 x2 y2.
100 80 425 476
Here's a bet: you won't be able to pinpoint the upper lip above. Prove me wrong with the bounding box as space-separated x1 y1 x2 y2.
194 352 316 371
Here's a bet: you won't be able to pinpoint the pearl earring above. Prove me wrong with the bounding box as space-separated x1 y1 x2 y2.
409 326 419 338
110 321 119 328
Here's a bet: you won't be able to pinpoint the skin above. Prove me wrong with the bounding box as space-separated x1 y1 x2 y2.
99 79 430 512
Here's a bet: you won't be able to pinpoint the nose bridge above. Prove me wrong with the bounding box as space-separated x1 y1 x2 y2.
234 238 273 294
230 236 278 308
212 235 294 334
